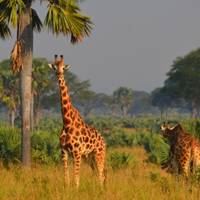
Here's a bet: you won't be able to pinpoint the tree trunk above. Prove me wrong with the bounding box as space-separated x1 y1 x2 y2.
34 107 42 128
10 110 15 128
19 2 33 167
122 105 128 116
30 92 34 131
191 101 198 119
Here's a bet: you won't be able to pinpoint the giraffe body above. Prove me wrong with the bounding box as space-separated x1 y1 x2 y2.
161 123 200 176
49 55 106 187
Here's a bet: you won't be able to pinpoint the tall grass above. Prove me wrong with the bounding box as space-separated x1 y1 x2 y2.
1 117 200 199
0 147 200 200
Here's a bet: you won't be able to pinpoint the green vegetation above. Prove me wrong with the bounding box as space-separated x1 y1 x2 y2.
0 147 200 200
0 0 93 167
0 116 199 167
0 116 200 199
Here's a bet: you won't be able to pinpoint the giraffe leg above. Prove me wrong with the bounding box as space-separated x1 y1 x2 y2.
192 148 200 174
73 155 81 188
95 149 106 186
180 158 190 177
61 149 70 186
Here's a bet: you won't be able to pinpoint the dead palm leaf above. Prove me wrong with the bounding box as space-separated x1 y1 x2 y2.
10 41 23 73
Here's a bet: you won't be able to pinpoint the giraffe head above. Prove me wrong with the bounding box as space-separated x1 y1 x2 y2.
48 55 70 75
161 123 183 138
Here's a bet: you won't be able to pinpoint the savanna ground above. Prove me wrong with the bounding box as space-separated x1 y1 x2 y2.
1 117 200 200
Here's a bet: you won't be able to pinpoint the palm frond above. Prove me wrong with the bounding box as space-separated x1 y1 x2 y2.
32 9 43 32
0 0 25 27
0 21 11 39
10 41 23 73
44 0 93 44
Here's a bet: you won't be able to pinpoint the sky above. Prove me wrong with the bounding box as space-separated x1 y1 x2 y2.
1 0 200 94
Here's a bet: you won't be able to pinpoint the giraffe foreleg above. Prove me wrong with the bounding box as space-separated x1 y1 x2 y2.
95 148 106 187
73 154 82 188
61 149 70 186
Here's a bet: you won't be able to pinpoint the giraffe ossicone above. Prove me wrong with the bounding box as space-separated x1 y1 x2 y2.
49 55 106 187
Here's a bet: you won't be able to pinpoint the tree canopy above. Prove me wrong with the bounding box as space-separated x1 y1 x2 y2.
113 87 133 116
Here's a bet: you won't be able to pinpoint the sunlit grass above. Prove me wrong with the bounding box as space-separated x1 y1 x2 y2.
0 147 200 200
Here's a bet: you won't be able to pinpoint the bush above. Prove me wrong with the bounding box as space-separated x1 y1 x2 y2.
140 133 170 164
0 116 171 166
31 131 60 164
35 117 62 134
107 151 135 170
0 126 21 166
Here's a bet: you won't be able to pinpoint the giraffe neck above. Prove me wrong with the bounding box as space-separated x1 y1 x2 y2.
57 73 73 126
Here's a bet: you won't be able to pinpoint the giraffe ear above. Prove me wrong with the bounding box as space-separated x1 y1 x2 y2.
64 64 70 70
48 64 56 70
161 124 166 131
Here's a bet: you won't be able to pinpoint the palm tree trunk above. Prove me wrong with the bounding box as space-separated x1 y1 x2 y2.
10 110 15 128
30 92 34 131
19 2 33 167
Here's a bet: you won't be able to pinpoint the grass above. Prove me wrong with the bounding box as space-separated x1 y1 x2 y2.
0 147 200 200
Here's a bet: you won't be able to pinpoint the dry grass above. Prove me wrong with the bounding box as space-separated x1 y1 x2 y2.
0 147 200 200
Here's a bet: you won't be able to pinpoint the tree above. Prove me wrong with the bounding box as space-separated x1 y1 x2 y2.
32 58 55 128
41 70 94 114
0 20 11 39
0 0 92 166
129 91 156 116
151 88 172 117
164 48 200 118
113 87 133 116
0 59 19 127
78 92 112 116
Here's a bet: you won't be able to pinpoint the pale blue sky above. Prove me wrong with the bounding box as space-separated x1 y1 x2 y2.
1 0 200 94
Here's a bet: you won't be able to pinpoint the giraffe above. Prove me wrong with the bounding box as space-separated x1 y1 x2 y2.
48 55 106 187
161 123 200 177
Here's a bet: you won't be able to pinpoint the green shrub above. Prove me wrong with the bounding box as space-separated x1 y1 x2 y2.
31 131 60 164
0 126 21 166
141 133 170 164
107 151 135 170
35 117 62 134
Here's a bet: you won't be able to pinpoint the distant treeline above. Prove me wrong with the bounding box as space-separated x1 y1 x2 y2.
1 47 200 126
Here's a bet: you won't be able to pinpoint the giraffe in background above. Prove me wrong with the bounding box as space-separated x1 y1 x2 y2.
161 123 200 176
48 55 106 187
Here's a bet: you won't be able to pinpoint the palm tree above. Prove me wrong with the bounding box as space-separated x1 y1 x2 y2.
113 87 133 116
0 0 92 167
0 59 19 127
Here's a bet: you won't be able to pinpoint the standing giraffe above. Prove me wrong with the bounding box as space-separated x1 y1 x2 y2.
48 55 106 187
161 123 200 176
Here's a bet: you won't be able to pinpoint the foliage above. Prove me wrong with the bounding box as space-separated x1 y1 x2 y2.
0 122 61 166
0 125 21 166
0 59 19 125
107 150 135 170
0 116 190 166
163 48 200 117
44 0 92 43
151 87 173 115
113 87 133 116
0 0 93 166
31 131 60 164
0 20 11 39
0 0 92 42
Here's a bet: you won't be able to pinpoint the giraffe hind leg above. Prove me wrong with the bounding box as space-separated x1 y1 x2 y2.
61 149 70 186
192 149 200 174
180 158 190 177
